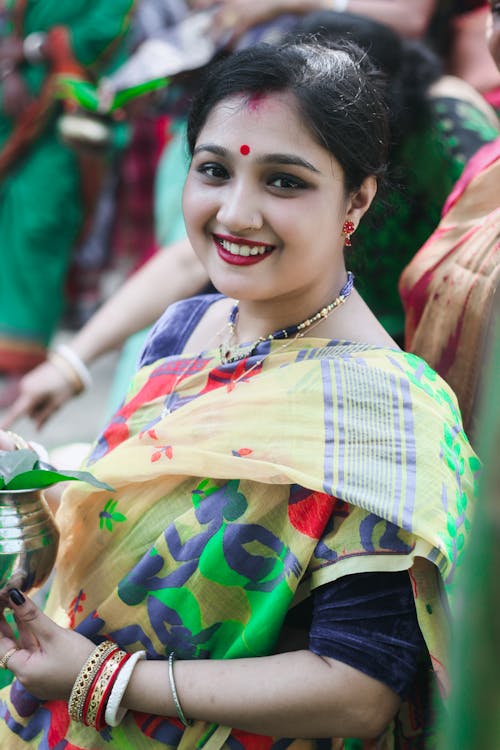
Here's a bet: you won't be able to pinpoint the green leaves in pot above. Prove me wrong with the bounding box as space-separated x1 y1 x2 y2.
0 449 113 492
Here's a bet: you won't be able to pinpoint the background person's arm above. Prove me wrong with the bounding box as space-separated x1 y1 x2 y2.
0 239 209 429
191 0 437 42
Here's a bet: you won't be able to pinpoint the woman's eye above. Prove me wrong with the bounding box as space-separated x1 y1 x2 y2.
269 174 306 190
197 163 229 180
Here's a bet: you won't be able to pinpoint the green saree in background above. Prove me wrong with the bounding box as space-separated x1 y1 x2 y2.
0 0 133 373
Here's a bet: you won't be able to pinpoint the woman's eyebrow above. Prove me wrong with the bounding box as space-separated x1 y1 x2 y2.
193 144 321 174
192 143 227 157
256 153 321 174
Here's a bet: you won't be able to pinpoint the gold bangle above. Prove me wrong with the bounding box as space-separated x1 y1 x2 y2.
84 648 128 728
68 641 117 723
48 351 84 395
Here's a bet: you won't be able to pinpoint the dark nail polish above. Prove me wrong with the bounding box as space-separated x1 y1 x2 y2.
8 588 25 606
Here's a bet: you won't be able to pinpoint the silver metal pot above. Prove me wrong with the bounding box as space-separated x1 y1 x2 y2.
0 488 59 595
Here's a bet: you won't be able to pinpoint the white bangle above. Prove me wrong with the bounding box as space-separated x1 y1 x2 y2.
52 344 93 391
105 650 146 727
332 0 349 11
23 32 47 64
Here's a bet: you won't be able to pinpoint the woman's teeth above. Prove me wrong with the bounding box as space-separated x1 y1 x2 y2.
219 239 271 256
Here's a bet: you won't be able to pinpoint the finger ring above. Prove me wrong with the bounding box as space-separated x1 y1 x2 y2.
0 646 18 670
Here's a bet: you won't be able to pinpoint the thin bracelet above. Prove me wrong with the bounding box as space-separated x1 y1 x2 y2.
168 652 193 727
105 650 146 727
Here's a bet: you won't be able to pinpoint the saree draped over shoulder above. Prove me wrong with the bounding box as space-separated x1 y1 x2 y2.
399 137 500 438
0 0 133 373
0 325 480 749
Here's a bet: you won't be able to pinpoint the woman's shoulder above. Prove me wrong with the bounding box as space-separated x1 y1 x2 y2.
139 293 224 367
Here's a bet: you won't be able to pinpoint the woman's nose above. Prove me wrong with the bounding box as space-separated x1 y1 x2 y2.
216 182 263 232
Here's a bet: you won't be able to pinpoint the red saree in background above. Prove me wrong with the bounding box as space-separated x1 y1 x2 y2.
399 137 500 439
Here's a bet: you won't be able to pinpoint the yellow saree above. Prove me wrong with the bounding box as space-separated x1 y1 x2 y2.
0 334 479 749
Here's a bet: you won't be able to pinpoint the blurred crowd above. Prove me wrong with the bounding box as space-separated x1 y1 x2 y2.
0 0 499 438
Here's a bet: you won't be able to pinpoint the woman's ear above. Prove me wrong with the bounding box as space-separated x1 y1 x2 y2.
345 175 378 226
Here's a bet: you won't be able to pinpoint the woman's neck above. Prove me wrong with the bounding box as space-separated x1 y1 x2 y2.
234 272 351 345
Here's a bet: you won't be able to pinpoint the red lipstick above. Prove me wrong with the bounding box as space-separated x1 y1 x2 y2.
213 235 275 266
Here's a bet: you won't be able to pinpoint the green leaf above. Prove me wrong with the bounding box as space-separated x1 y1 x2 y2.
0 448 113 491
6 469 113 492
0 449 39 486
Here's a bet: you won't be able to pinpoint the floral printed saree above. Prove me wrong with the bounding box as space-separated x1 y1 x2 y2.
0 327 480 749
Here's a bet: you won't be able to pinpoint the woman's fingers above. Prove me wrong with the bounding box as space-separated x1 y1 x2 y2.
2 590 97 700
0 430 19 450
7 589 59 645
0 645 19 670
0 361 73 430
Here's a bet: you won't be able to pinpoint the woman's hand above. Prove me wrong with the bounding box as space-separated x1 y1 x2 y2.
0 360 76 430
0 430 20 451
0 590 95 701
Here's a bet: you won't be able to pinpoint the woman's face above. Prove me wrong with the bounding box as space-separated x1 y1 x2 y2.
182 92 374 312
487 1 500 70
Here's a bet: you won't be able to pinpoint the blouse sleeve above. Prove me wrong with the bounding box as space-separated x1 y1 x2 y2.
288 570 426 699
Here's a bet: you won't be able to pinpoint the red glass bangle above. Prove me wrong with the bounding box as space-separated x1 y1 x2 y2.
95 651 131 731
82 647 120 726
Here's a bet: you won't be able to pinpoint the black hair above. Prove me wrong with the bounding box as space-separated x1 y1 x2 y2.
186 41 390 193
291 11 443 145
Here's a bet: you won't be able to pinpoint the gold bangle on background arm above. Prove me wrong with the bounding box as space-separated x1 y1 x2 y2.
53 344 92 390
47 344 92 395
48 351 84 394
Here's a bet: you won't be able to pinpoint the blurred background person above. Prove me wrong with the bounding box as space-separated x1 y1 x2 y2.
0 0 134 404
3 2 499 433
399 0 500 443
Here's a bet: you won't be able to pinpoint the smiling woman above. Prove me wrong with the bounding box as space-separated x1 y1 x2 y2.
0 41 479 750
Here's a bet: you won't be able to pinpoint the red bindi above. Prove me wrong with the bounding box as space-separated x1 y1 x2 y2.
240 144 250 156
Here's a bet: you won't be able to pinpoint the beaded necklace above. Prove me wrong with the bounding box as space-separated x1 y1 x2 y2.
161 272 354 416
219 271 354 365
